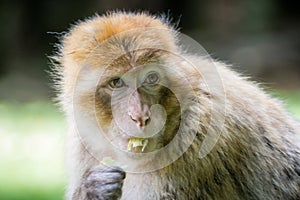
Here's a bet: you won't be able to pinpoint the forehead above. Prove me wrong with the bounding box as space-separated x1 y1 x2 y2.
90 48 165 81
86 32 167 65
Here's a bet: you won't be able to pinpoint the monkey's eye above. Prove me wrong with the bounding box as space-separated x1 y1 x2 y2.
108 77 125 89
144 72 160 85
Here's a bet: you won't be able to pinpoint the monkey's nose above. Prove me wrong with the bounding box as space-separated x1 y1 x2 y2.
129 112 150 128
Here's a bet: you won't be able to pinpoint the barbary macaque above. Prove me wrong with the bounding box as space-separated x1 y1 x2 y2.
52 12 300 200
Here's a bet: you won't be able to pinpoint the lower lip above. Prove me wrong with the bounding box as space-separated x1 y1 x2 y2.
128 146 144 153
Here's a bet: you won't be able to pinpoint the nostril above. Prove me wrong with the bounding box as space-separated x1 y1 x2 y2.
145 117 150 126
130 114 137 123
129 114 142 126
129 113 150 128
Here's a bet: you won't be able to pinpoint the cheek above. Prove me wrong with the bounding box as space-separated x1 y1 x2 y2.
95 91 130 131
95 91 113 129
160 87 181 117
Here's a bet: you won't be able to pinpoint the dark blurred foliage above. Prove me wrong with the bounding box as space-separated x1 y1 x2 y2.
0 0 299 101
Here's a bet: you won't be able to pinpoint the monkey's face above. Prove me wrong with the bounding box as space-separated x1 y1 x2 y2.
95 61 182 153
60 17 224 170
70 29 203 163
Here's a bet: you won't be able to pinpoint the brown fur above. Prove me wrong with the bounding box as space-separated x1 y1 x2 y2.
53 11 300 200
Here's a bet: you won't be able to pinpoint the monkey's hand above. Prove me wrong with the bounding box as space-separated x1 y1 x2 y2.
82 165 126 200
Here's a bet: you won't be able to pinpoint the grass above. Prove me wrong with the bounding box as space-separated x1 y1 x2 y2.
0 91 299 200
0 101 66 200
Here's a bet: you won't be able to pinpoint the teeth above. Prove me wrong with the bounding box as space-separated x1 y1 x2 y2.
127 138 149 152
141 139 148 152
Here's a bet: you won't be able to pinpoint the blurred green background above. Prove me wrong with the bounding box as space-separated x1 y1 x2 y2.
0 0 299 199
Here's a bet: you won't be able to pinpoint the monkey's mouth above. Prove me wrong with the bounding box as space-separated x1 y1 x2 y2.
127 138 149 153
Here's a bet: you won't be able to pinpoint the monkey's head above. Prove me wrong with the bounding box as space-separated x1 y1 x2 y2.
58 12 205 164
